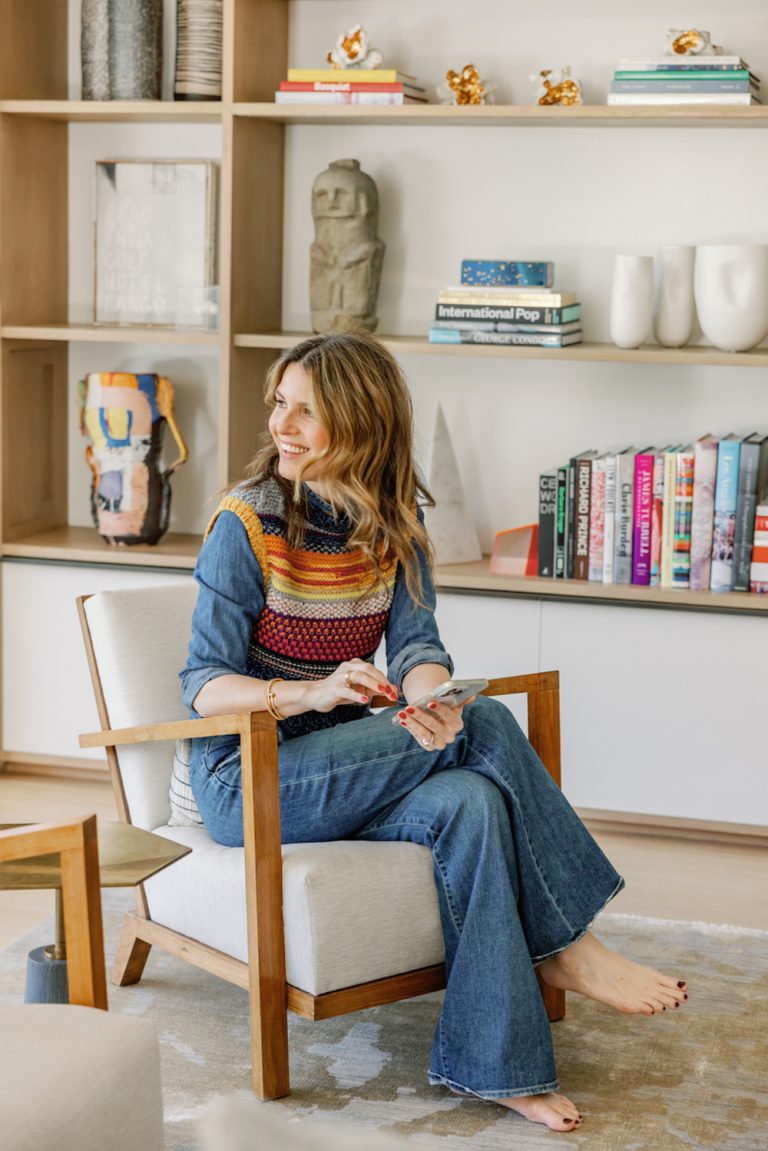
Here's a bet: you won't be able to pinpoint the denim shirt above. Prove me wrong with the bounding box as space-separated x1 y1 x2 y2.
180 497 453 721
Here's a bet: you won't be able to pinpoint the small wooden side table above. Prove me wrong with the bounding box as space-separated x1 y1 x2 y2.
0 820 190 1004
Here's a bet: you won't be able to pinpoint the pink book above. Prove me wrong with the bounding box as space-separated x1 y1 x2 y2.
689 434 718 591
648 450 666 586
631 448 656 585
588 456 607 581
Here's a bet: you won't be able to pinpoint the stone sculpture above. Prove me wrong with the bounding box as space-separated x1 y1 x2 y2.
310 159 385 333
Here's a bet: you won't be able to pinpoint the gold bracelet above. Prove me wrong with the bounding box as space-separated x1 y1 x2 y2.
264 677 285 721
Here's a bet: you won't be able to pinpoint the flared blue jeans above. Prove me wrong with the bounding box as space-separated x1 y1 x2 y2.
189 696 623 1098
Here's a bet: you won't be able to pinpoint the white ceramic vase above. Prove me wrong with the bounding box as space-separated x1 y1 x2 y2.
610 255 654 349
653 244 695 347
694 244 768 352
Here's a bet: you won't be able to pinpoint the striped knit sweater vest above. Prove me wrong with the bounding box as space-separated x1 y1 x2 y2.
207 476 398 739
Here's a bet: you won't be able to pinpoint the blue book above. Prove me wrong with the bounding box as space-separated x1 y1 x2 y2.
710 435 741 592
460 260 554 287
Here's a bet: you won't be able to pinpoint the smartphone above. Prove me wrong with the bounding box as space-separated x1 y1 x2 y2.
391 678 488 723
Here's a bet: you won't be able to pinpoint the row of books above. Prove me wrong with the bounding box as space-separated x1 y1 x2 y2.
608 54 761 106
275 68 428 106
429 261 582 348
537 434 768 593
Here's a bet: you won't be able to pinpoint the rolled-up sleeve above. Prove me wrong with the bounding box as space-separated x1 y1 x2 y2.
180 511 266 714
385 531 454 690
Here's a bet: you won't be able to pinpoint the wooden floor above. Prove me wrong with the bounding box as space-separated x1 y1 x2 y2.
1 771 767 951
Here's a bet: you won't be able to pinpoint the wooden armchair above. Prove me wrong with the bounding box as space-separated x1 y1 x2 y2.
0 816 107 1009
78 584 564 1101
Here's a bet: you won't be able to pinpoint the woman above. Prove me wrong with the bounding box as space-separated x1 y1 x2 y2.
181 332 688 1133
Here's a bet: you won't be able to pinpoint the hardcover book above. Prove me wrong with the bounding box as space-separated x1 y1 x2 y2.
732 432 768 590
428 329 582 347
710 434 742 592
555 465 568 578
613 447 636 584
574 452 598 581
610 79 754 94
689 434 718 591
460 260 554 287
287 68 418 83
435 303 580 325
495 321 582 335
631 448 656 585
616 56 748 70
608 92 758 105
648 448 668 587
275 91 422 104
538 469 558 577
671 448 695 587
566 450 596 579
438 287 578 307
588 455 607 582
601 452 617 584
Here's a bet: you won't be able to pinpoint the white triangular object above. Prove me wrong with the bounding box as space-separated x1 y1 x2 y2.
423 405 482 565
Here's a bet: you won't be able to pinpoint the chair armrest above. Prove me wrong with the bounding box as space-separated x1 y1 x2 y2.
79 710 276 749
483 671 559 697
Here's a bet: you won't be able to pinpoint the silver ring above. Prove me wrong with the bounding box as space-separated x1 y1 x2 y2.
422 735 434 748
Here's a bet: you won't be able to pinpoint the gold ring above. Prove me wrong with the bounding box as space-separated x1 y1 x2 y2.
345 671 353 688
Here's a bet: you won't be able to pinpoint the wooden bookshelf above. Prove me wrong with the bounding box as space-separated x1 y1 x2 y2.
1 526 200 569
0 100 223 123
234 102 768 128
435 559 768 615
1 324 221 345
234 331 768 367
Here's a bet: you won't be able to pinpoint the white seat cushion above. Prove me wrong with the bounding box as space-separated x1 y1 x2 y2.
146 825 445 996
0 1005 163 1151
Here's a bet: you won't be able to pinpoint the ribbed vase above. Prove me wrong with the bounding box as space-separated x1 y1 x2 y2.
81 0 110 100
174 0 223 101
108 0 163 100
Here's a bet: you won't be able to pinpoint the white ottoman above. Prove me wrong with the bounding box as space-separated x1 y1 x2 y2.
0 1004 164 1151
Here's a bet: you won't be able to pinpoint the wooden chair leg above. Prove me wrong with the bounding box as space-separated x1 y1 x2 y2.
111 912 153 986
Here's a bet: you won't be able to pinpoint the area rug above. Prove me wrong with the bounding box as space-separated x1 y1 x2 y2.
1 895 766 1151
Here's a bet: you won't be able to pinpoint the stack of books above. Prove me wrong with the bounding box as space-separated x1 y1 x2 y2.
429 260 582 349
536 433 768 593
275 68 428 106
608 55 761 106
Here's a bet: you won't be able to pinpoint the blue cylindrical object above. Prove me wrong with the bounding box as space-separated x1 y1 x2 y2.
24 946 69 1004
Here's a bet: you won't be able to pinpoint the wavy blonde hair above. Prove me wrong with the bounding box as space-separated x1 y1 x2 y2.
244 332 434 602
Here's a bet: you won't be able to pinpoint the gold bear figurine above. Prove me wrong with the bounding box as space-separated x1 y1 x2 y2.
532 67 583 107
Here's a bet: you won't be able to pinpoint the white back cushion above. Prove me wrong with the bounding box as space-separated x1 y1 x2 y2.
83 584 198 830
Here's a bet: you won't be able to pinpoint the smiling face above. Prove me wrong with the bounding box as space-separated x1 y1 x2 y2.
267 362 331 492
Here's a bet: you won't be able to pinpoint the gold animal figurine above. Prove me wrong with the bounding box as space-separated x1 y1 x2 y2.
532 67 582 107
665 28 721 56
445 64 488 106
326 24 382 70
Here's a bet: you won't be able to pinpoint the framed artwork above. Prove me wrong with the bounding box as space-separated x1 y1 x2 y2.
94 159 217 328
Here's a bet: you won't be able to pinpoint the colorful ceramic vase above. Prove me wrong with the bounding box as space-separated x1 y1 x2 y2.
79 372 188 546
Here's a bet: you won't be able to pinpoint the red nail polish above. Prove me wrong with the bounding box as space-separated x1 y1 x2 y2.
377 683 386 691
398 711 406 718
406 707 415 714
360 695 368 703
399 720 406 727
427 701 438 709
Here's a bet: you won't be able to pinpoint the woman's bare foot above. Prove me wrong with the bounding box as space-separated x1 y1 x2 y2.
452 1089 582 1131
538 931 688 1016
497 1092 582 1131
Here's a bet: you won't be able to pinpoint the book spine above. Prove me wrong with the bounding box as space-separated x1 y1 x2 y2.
672 451 695 587
631 452 654 585
430 320 496 331
566 460 578 579
275 91 406 104
428 329 580 347
460 260 554 287
660 451 678 588
554 466 568 578
610 79 752 93
601 455 617 584
648 453 665 587
495 321 580 335
438 290 577 306
538 472 557 577
613 454 634 584
689 440 717 591
731 441 760 591
588 459 606 582
608 92 756 105
574 457 593 581
287 68 409 82
616 57 746 70
279 80 406 92
614 69 750 81
710 441 741 592
435 303 580 324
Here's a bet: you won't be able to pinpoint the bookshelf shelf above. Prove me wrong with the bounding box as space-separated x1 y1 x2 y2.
1 526 200 569
234 102 768 129
435 559 768 615
1 324 221 346
0 100 224 123
234 331 768 367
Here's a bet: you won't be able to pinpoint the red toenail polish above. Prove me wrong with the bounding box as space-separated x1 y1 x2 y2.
677 981 686 988
683 993 688 999
662 1005 666 1010
428 701 438 709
